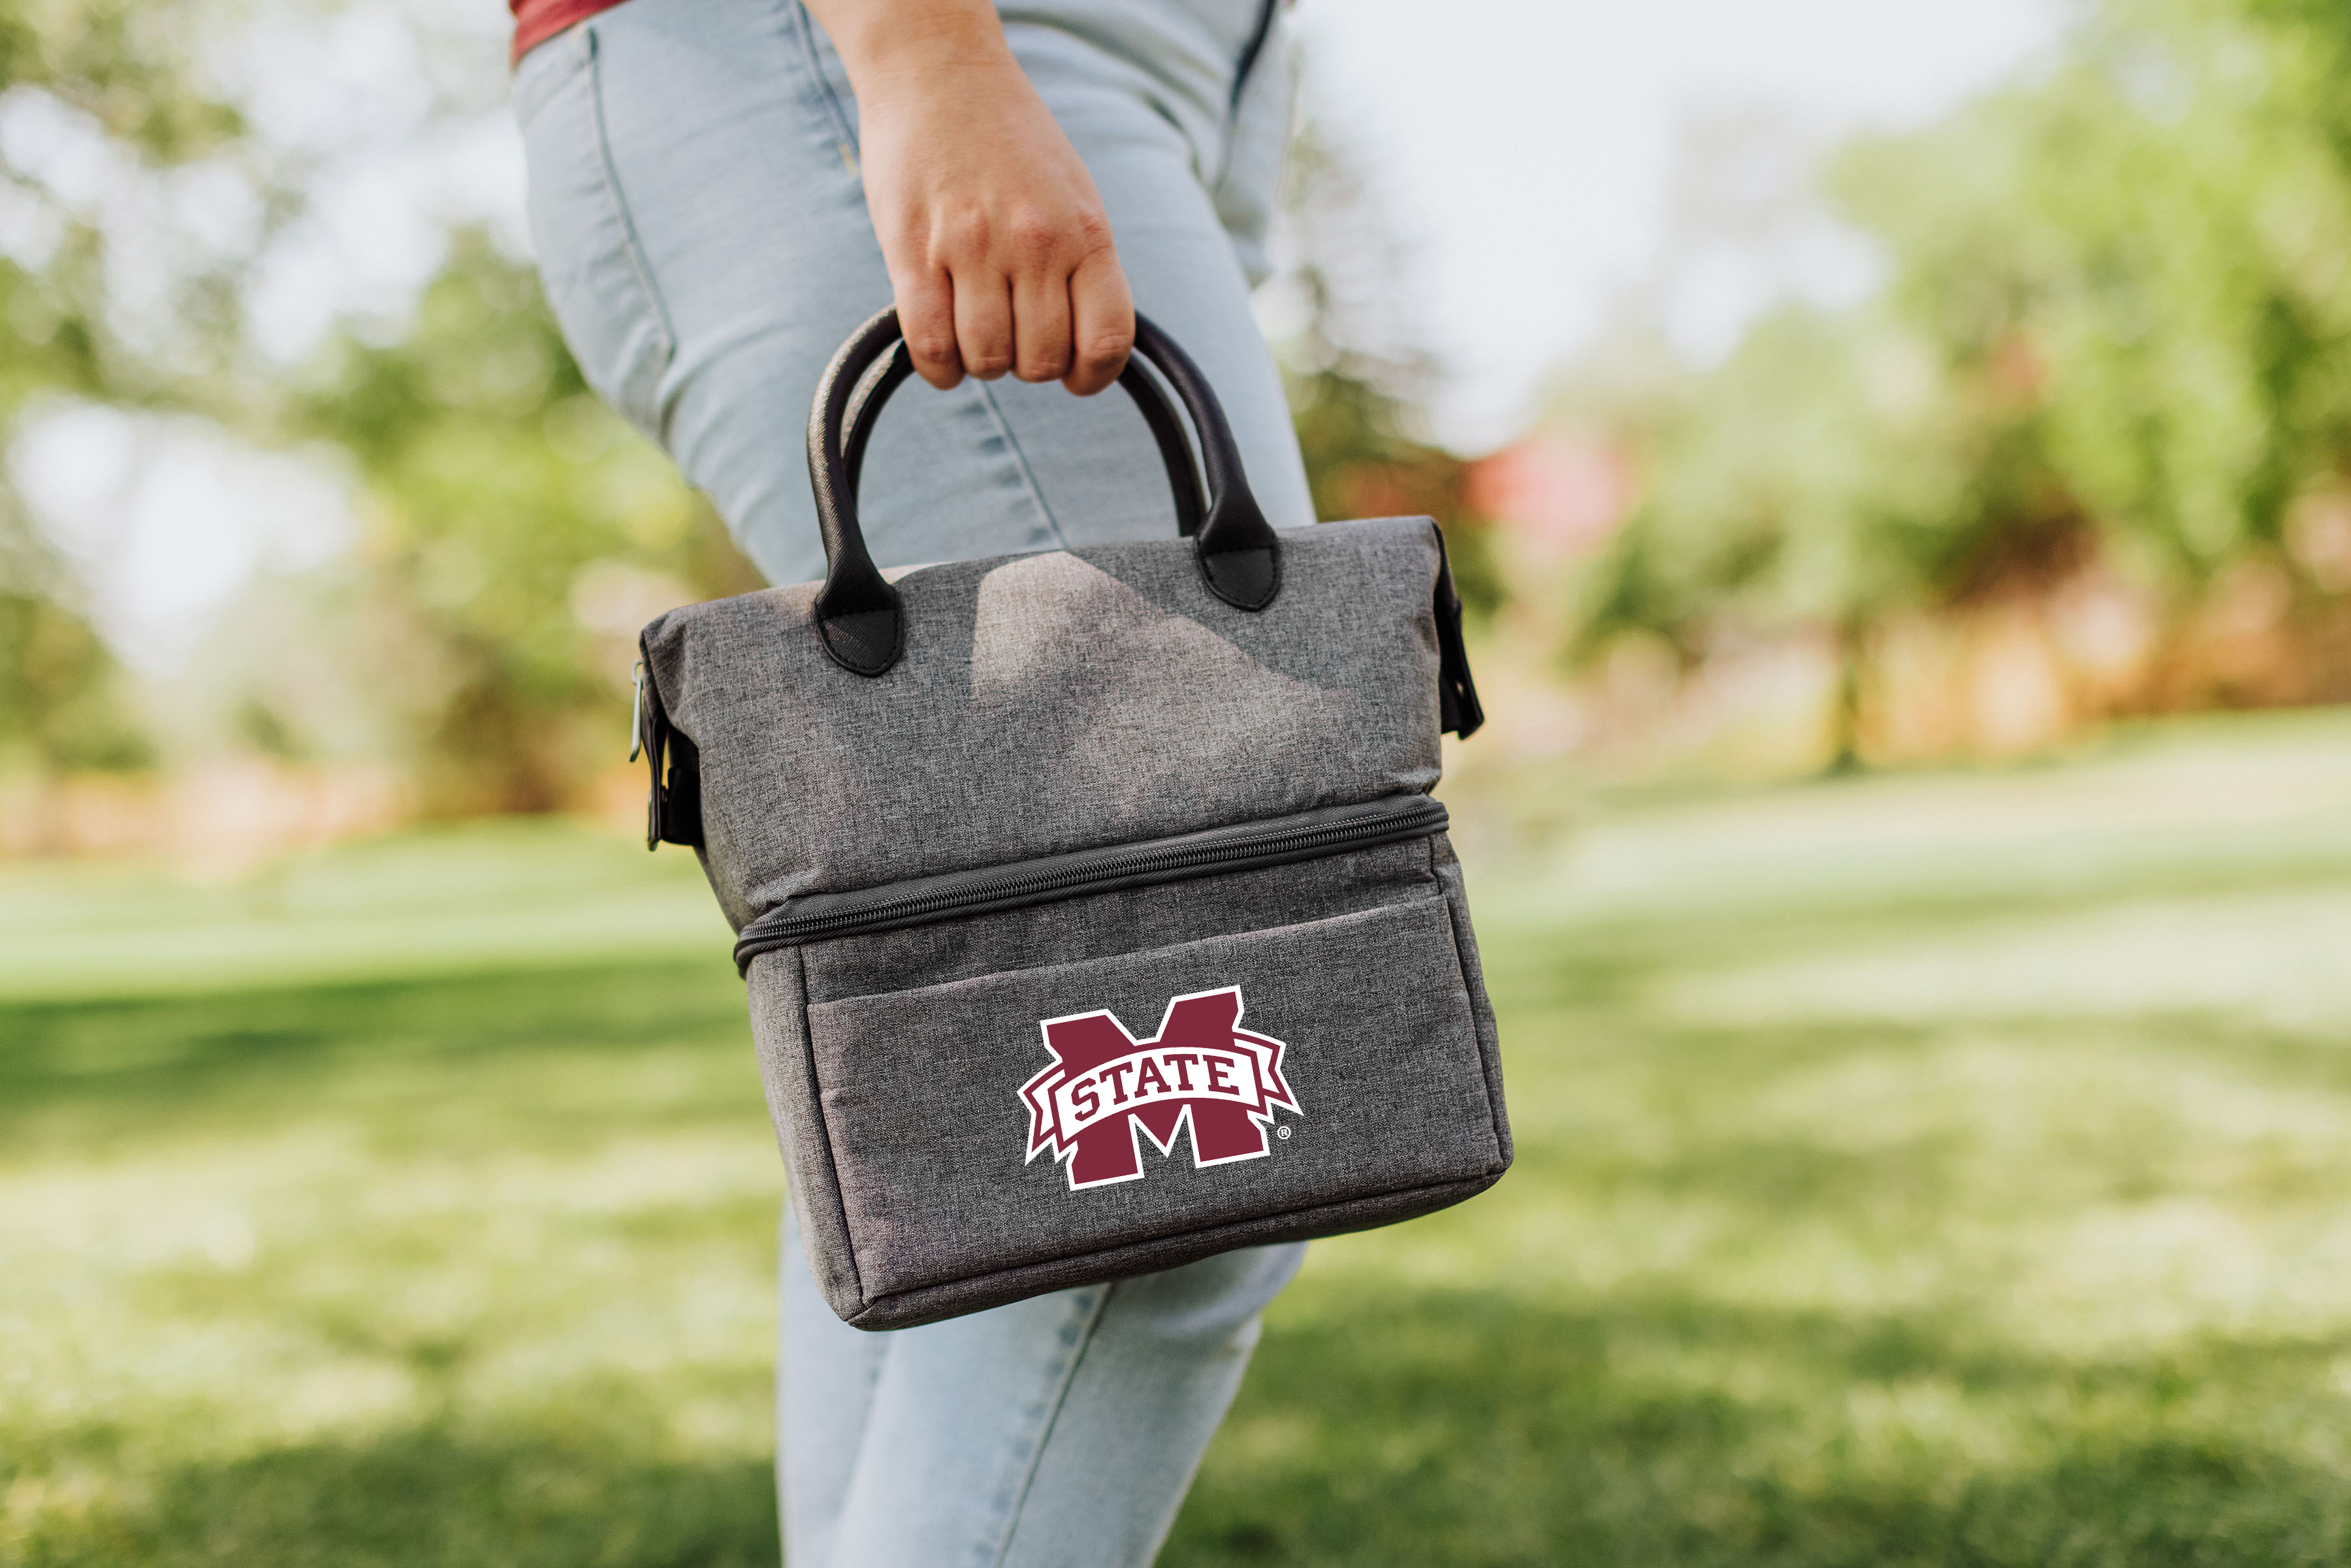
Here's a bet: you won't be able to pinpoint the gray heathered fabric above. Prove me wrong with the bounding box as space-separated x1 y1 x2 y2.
1431 834 1514 1170
642 515 1447 930
814 896 1490 1297
668 514 1508 1329
746 833 1506 1329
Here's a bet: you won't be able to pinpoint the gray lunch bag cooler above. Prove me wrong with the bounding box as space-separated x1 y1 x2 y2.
633 308 1511 1330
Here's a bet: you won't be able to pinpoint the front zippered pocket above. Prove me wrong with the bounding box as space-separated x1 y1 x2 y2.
733 793 1448 972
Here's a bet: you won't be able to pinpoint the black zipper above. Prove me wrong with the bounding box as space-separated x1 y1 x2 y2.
733 793 1447 972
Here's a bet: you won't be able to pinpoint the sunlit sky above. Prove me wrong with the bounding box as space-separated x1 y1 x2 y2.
1290 0 2063 441
17 0 2066 662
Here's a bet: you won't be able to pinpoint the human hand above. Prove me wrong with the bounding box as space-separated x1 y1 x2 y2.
808 0 1134 395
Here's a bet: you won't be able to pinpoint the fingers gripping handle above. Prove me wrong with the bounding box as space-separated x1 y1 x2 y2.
839 341 1204 539
805 306 1281 677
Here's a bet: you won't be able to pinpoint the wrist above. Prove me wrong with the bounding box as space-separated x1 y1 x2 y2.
816 0 1017 101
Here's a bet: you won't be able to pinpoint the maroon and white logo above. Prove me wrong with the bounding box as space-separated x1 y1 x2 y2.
1021 986 1302 1190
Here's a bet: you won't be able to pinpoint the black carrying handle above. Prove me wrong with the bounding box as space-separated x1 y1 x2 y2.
807 306 1281 676
840 338 1206 539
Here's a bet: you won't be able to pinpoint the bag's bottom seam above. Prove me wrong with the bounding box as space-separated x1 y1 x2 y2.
852 1169 1501 1324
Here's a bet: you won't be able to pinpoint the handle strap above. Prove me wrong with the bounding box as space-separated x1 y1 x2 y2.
840 340 1206 539
806 306 1280 677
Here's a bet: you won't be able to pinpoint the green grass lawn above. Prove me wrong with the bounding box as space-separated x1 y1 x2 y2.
10 714 2351 1565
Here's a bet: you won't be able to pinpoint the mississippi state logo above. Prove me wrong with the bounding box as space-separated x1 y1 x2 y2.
1021 986 1302 1190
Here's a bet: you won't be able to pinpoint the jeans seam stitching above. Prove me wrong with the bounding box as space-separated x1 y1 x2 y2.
1212 2 1281 191
791 1 861 154
984 1282 1117 1567
582 24 679 434
974 383 1071 549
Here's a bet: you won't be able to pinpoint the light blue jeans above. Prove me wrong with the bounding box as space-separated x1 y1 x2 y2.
514 3 1312 1562
515 0 1315 588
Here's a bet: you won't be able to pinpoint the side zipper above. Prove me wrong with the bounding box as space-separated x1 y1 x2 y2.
732 793 1448 972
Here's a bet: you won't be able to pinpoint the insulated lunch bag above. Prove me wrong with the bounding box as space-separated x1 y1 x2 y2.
633 308 1511 1330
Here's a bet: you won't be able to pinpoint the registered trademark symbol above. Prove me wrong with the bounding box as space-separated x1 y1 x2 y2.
1276 1125 1292 1140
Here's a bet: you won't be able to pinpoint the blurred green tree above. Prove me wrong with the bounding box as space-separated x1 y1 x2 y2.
1574 303 2084 764
0 0 752 814
1572 0 2351 750
284 231 756 813
0 536 152 775
1837 0 2351 593
0 0 257 779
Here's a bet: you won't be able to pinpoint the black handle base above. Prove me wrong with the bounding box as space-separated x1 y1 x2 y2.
815 605 903 677
1200 545 1279 611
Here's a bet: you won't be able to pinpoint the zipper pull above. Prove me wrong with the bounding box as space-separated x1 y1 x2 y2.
628 661 647 761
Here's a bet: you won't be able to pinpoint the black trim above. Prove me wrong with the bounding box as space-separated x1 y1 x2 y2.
1430 520 1484 738
732 793 1447 970
635 644 704 850
1132 313 1283 610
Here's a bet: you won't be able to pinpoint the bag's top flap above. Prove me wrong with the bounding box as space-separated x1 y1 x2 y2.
642 515 1448 931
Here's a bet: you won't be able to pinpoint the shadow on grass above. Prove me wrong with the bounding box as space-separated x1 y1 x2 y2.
16 1420 776 1568
1168 1285 2351 1568
0 957 748 1130
22 1287 2345 1568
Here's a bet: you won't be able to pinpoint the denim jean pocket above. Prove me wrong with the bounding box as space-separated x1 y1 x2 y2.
517 24 675 440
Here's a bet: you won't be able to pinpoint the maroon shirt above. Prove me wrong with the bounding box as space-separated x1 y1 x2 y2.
511 0 628 64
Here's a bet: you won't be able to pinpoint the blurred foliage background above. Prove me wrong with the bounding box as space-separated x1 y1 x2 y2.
14 1 2351 1563
1 0 758 839
14 0 2351 832
14 0 2351 839
1536 0 2351 772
